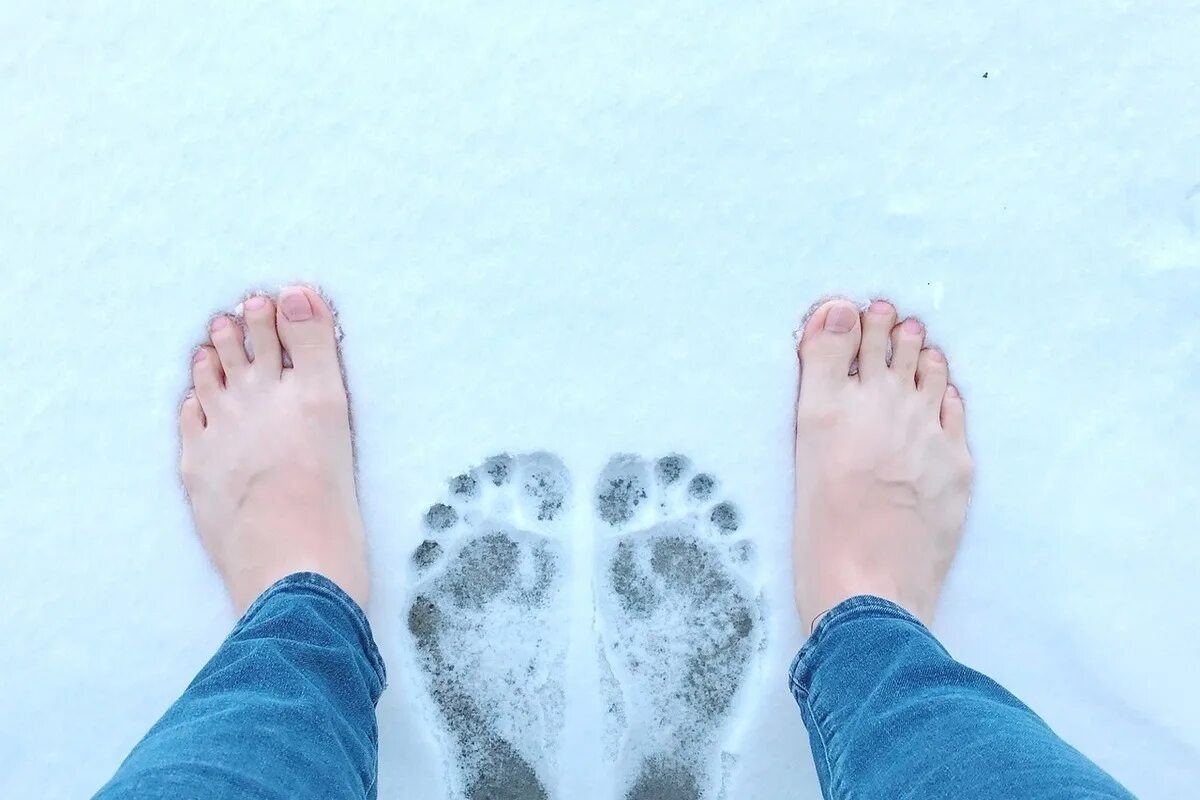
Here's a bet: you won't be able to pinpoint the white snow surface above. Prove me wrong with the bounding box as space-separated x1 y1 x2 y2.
1 2 1198 798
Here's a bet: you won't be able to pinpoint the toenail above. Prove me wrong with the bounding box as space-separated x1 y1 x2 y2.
824 305 857 334
244 296 267 311
280 289 314 322
928 349 946 363
869 300 894 314
903 318 923 334
947 384 960 398
193 349 207 363
210 316 230 331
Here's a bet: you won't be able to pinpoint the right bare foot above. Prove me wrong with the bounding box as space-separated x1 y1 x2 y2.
793 299 974 629
180 286 370 614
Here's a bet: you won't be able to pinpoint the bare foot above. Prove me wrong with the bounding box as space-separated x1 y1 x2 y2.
180 286 369 614
793 299 973 629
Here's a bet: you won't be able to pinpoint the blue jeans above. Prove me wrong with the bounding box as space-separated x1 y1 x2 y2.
95 573 386 800
96 579 1132 799
790 596 1134 800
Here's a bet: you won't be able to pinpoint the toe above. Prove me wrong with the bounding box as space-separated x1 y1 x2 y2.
180 390 205 436
859 300 897 380
798 299 862 391
242 294 283 375
916 347 949 404
890 317 925 383
276 286 342 378
941 384 967 438
209 315 248 378
191 346 224 411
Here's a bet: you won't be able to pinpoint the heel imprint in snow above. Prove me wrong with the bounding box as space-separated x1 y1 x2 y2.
407 452 571 800
594 453 766 800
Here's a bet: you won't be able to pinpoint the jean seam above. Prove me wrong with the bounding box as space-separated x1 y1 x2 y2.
804 692 838 800
789 595 930 800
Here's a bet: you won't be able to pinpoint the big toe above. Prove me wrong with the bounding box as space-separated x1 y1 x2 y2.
276 286 342 380
798 299 862 392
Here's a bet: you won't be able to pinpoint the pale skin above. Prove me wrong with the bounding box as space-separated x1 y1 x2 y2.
793 298 973 629
180 289 971 632
181 286 369 613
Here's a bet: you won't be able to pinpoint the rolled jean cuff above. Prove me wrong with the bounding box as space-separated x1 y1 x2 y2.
234 571 388 694
788 595 937 698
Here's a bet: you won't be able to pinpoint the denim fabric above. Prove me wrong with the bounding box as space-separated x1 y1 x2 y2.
790 596 1135 800
94 578 1136 799
94 572 386 800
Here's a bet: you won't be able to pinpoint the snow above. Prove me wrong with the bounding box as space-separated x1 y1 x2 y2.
1 2 1197 798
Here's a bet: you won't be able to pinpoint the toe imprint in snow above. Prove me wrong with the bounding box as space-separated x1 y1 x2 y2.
407 452 571 800
594 454 766 800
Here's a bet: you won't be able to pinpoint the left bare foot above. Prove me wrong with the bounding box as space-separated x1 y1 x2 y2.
180 286 369 613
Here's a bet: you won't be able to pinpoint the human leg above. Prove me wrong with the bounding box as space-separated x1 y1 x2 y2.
95 287 381 799
95 573 385 800
791 299 1132 800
